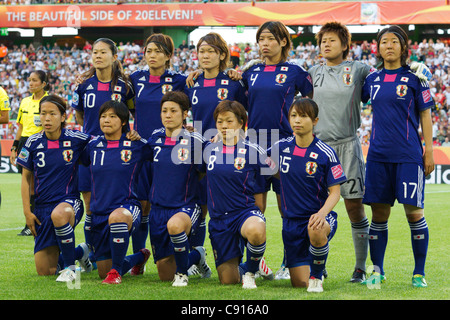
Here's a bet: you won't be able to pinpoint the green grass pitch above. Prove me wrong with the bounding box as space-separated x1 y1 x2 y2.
0 173 449 302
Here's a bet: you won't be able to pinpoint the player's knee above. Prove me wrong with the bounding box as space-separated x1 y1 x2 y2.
108 208 132 226
167 217 185 235
244 222 266 245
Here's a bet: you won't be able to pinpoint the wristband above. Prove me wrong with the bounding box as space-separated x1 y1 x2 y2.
11 140 19 151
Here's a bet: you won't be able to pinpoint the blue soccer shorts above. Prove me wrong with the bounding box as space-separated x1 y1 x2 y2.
34 198 84 254
90 201 142 261
282 211 337 268
208 206 266 267
148 204 202 263
363 161 425 209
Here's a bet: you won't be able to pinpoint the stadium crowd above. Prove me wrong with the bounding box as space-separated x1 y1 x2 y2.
1 36 449 146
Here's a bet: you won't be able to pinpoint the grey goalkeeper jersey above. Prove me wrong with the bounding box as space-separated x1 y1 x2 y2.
309 61 372 142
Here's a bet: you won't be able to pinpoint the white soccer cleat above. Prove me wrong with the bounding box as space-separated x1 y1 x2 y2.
77 243 93 273
256 257 274 280
274 266 290 280
242 272 257 289
307 277 324 293
56 268 76 283
194 246 212 279
172 273 189 287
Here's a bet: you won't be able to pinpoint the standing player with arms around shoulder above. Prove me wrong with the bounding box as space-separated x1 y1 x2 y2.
16 95 92 280
80 101 151 284
201 100 274 289
361 26 434 288
184 32 248 260
241 20 313 279
268 98 346 292
71 38 134 264
129 33 187 258
308 22 374 283
146 91 211 287
11 70 49 237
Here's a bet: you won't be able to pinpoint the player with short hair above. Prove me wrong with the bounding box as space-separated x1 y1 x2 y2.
16 94 92 280
129 33 188 257
147 91 211 287
184 32 248 259
201 100 273 289
241 20 313 279
80 101 150 284
309 21 374 282
361 26 434 288
268 98 346 292
71 38 135 264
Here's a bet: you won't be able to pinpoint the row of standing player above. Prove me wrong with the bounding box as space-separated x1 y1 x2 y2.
12 20 434 291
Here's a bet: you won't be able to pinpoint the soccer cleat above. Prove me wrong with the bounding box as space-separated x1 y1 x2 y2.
56 268 76 282
350 268 366 283
17 225 32 236
242 272 257 289
274 266 290 280
412 274 428 288
77 243 93 273
361 271 386 287
130 248 151 276
102 269 122 284
194 246 212 279
307 277 323 293
187 264 200 276
172 273 189 287
256 257 274 280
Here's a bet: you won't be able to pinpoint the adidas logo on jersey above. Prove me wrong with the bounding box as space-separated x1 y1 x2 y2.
37 143 44 149
282 147 290 153
139 76 146 81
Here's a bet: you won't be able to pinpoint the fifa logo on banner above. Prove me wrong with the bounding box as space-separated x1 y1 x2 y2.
66 266 81 290
66 6 82 29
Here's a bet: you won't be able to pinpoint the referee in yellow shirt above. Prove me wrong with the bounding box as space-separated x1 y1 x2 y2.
10 71 49 236
0 86 10 209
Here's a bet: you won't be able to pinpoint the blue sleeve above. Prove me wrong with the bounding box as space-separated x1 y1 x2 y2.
414 79 434 111
80 143 91 166
16 142 33 171
71 85 83 111
361 77 371 104
296 67 313 97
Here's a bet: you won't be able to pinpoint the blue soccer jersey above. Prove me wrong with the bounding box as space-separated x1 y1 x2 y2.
184 72 247 138
147 127 205 208
242 61 313 143
71 74 135 136
362 66 434 164
201 139 274 219
81 134 151 214
130 68 187 139
268 136 347 219
16 129 91 205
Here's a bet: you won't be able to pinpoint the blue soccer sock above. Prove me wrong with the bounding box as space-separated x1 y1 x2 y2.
55 223 76 269
122 250 146 276
189 218 206 248
309 243 329 279
84 214 92 248
170 231 190 275
368 221 388 275
409 217 429 276
132 215 149 253
188 247 201 267
244 241 266 274
109 222 130 275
